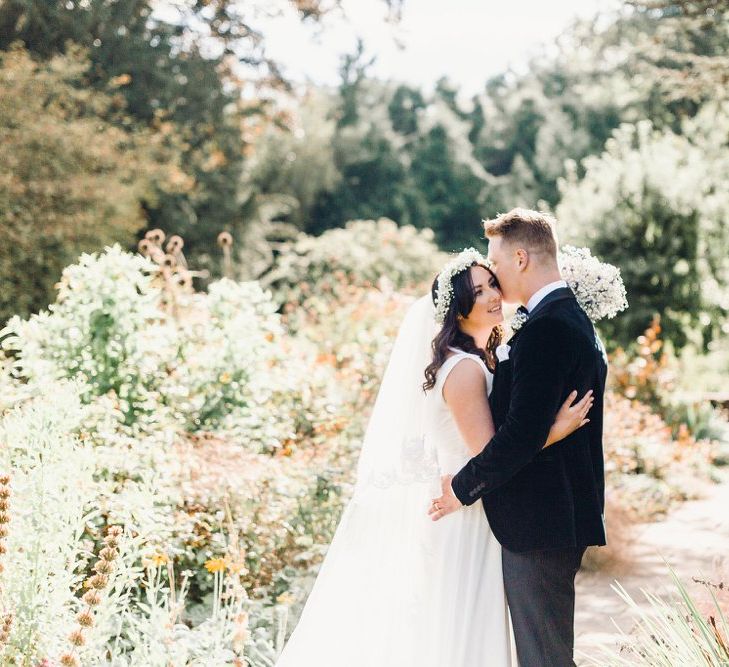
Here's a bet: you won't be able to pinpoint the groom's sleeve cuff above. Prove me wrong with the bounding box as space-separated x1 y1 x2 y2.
451 471 483 506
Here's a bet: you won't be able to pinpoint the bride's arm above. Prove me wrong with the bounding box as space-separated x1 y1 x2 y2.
443 360 594 457
442 360 495 457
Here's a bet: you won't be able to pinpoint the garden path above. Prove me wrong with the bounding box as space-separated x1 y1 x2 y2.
575 469 729 664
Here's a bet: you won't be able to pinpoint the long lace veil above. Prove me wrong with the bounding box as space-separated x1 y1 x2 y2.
276 294 442 665
353 293 440 497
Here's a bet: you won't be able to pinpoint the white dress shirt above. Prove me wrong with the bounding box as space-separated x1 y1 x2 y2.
525 280 568 313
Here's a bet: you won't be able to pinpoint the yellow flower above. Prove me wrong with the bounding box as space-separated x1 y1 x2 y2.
219 372 232 384
204 557 228 574
276 591 295 606
142 552 169 569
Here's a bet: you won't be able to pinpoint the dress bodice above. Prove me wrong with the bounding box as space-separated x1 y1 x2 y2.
424 348 493 475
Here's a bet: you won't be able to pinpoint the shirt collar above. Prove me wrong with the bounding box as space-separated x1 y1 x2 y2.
525 280 568 313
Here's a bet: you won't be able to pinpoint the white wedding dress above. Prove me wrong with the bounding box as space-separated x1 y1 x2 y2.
274 342 517 667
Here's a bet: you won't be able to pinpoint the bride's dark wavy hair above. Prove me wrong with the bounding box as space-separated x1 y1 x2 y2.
423 262 504 392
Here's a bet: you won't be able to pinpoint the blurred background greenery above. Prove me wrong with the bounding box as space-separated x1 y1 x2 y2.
1 0 728 359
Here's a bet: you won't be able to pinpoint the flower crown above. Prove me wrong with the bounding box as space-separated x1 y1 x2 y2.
433 248 487 325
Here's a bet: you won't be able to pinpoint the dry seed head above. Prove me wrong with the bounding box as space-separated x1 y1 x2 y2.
94 559 113 575
106 526 123 538
0 512 9 524
166 235 184 252
0 613 12 643
217 231 233 247
88 573 109 589
104 535 121 547
69 629 86 647
145 229 166 245
0 499 8 511
60 653 79 667
99 547 118 561
0 544 6 555
0 475 9 485
77 611 94 628
82 589 102 606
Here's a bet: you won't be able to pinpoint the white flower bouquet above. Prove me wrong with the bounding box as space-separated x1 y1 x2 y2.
559 245 628 322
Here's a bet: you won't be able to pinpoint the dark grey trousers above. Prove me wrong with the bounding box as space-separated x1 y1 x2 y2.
502 546 586 667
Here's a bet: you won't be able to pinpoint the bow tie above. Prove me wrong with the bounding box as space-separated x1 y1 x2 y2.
509 305 530 332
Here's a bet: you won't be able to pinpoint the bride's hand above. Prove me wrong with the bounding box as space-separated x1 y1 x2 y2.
544 390 593 448
428 475 463 521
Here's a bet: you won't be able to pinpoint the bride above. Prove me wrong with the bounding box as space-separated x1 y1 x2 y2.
274 249 592 667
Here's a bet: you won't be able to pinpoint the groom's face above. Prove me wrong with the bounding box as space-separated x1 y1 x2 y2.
486 236 520 303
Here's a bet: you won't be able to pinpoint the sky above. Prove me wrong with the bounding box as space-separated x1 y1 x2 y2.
259 0 622 95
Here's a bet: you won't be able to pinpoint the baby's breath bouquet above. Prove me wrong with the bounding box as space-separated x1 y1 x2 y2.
558 245 628 322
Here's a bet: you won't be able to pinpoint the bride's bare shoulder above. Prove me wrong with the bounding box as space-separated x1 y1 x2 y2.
441 355 488 401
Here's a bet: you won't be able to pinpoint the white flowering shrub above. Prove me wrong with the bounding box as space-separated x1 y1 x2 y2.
0 245 178 428
0 377 280 665
170 279 284 443
0 242 351 663
111 561 264 667
0 353 31 413
0 381 94 663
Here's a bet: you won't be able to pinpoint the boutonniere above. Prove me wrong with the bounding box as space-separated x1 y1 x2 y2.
509 307 529 332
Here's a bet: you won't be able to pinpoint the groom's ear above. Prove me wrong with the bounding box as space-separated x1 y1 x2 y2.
515 248 529 271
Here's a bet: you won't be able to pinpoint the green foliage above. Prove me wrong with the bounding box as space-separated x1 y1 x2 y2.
625 0 729 104
0 244 321 455
258 218 445 313
0 44 178 325
245 90 340 232
557 111 729 348
0 0 332 292
586 568 729 666
300 75 500 248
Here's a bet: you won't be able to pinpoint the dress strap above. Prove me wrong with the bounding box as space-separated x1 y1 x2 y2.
436 350 491 400
445 347 489 377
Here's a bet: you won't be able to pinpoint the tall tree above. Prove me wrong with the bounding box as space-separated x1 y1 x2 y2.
0 44 182 323
625 0 728 103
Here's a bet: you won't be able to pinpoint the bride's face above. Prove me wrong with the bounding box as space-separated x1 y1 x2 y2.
463 265 503 328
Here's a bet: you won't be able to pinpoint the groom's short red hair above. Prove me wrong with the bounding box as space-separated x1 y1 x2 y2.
483 208 558 259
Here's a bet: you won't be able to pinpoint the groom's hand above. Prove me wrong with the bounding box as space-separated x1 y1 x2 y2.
428 475 463 521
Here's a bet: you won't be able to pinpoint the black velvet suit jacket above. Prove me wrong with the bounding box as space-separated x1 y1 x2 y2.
451 287 608 552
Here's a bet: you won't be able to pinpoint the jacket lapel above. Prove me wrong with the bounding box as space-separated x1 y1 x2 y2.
491 288 576 416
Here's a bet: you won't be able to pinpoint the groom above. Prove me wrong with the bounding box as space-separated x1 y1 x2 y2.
429 209 608 666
